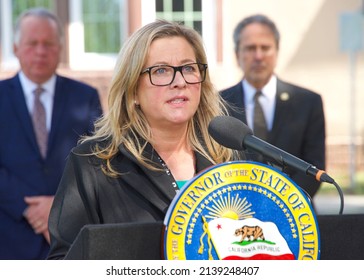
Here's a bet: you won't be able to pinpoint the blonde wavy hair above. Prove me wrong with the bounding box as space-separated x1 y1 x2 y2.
82 19 235 176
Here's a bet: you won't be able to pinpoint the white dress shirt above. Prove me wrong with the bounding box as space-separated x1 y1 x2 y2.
242 75 277 131
19 71 56 131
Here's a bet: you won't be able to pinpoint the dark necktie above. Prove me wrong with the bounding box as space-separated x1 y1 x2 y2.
32 86 48 158
253 91 268 141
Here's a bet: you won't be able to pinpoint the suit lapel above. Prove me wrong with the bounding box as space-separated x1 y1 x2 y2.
9 75 40 153
236 83 247 124
48 76 67 151
227 82 246 123
270 79 292 143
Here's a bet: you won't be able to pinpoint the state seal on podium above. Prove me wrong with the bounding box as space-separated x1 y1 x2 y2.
163 161 320 260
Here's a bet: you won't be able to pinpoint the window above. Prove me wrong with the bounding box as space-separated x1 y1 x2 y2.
155 0 202 33
141 0 218 64
83 1 121 53
1 0 217 71
69 0 127 70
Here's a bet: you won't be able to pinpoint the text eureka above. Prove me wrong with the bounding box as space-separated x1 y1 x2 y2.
169 167 318 259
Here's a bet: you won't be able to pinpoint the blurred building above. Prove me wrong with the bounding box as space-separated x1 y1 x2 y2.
1 0 363 180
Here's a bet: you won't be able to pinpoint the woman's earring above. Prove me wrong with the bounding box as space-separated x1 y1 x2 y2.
134 100 139 106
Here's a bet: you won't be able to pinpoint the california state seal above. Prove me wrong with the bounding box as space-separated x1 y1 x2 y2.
163 161 320 260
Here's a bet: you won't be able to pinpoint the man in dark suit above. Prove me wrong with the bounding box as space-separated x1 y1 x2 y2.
221 14 326 199
0 8 102 259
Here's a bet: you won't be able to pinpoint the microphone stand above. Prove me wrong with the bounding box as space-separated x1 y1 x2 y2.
332 180 345 215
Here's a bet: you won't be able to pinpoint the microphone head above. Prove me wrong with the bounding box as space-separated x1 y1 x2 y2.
208 116 253 150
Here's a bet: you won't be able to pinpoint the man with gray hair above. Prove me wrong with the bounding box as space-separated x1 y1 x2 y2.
0 7 102 259
221 14 326 200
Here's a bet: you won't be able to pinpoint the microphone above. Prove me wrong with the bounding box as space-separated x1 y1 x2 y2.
208 116 334 184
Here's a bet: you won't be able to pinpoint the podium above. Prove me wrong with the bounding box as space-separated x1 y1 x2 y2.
65 214 364 260
65 221 164 260
318 214 364 260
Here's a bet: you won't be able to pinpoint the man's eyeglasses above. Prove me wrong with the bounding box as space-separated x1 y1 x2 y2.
140 63 208 86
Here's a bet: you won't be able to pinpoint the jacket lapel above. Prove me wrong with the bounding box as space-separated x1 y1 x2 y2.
231 82 247 124
9 75 40 153
222 82 246 123
195 152 214 174
117 143 214 214
270 79 292 143
48 76 67 152
118 143 175 214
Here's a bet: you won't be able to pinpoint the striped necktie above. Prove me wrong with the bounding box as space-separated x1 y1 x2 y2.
253 91 268 141
32 86 48 158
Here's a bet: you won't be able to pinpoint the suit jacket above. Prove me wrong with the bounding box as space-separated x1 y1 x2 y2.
0 73 102 259
47 139 215 259
221 78 326 199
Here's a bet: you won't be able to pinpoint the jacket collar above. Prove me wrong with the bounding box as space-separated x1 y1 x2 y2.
117 142 214 214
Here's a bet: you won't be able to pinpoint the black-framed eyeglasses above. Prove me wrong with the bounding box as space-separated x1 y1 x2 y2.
140 62 208 86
